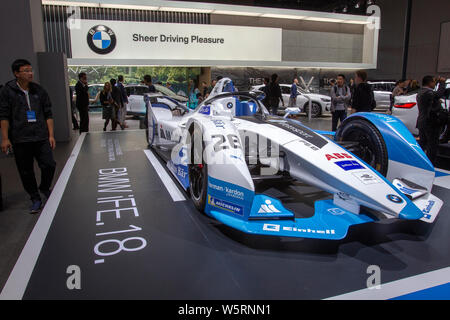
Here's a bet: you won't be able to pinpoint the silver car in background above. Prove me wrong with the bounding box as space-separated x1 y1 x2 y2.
250 84 331 117
368 81 396 111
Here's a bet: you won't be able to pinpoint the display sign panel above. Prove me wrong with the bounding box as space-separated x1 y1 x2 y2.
70 20 282 62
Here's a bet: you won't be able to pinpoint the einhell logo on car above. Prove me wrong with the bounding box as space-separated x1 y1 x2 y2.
87 25 117 55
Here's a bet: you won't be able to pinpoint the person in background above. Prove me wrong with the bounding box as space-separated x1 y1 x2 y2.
404 79 412 92
349 78 356 99
188 79 200 109
166 82 174 92
197 92 204 105
144 75 156 93
0 59 56 214
416 76 447 165
267 74 284 115
110 78 124 130
116 75 128 128
75 72 89 133
143 75 156 134
390 80 405 113
392 79 407 97
289 78 299 108
100 82 115 131
201 81 208 98
408 79 420 93
207 79 217 95
330 74 351 131
350 70 375 114
261 77 270 107
69 86 79 130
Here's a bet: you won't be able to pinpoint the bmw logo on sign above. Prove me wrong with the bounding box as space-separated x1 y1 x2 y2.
87 25 116 55
387 194 404 204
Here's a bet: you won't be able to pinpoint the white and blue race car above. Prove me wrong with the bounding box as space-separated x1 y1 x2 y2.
145 78 443 240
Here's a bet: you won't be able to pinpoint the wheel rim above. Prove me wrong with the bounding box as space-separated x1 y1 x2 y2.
306 103 321 117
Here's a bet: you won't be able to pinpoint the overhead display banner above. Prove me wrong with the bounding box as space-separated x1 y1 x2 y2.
70 19 282 62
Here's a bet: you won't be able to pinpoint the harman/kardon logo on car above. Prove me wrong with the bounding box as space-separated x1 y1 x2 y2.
87 25 117 55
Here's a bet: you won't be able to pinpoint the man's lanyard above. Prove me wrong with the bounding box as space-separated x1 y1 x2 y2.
17 82 31 111
17 82 36 122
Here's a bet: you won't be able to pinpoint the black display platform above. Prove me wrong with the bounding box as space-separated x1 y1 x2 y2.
1 130 449 299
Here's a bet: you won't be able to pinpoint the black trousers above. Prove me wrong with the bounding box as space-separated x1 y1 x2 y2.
78 105 89 133
332 110 347 131
13 140 56 202
418 125 441 165
71 113 79 130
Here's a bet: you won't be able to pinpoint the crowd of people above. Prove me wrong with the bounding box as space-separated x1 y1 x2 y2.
72 73 130 133
326 71 449 165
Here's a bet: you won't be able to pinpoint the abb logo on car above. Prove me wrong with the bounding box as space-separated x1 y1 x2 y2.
325 153 353 161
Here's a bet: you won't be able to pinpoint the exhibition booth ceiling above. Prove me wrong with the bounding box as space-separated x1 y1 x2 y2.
42 0 374 22
43 0 379 69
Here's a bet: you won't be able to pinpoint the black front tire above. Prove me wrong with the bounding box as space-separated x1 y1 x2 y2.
188 129 208 211
335 117 389 176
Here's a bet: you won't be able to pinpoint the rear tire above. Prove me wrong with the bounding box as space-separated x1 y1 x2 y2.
335 118 389 176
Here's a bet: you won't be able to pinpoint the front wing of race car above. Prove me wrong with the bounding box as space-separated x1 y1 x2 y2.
209 199 375 240
204 176 442 241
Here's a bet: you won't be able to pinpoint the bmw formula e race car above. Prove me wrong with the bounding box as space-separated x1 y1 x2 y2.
145 78 443 240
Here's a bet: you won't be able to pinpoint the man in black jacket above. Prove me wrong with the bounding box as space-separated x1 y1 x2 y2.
117 75 128 128
350 70 376 113
267 74 284 115
416 76 447 165
110 78 124 130
75 72 89 133
0 59 56 214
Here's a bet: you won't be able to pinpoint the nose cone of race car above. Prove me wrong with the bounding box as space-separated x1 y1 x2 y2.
398 200 424 220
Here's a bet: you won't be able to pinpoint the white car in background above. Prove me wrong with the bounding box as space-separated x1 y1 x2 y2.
125 84 188 116
250 84 331 118
392 79 449 137
368 81 396 111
